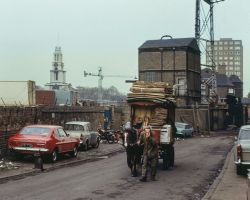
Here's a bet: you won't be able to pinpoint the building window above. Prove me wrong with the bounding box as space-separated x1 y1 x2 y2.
145 72 159 82
176 78 186 96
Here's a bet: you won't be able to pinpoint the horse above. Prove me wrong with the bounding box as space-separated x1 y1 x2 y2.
123 127 143 177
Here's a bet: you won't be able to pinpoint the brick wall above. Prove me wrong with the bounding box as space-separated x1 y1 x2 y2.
0 105 129 156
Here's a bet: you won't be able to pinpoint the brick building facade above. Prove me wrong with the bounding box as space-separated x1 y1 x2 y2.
138 38 201 106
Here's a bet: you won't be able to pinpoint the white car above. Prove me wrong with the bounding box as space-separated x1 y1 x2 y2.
234 125 250 175
175 122 194 137
64 121 100 151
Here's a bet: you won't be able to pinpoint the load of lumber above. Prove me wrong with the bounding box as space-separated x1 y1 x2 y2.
127 81 175 104
149 107 168 127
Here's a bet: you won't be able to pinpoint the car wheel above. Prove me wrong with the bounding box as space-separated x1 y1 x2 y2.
94 138 100 148
70 146 78 157
51 149 58 163
236 165 242 175
83 140 89 151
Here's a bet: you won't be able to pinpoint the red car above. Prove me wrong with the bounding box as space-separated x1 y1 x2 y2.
8 125 80 162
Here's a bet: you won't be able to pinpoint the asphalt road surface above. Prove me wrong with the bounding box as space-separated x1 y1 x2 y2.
0 135 234 200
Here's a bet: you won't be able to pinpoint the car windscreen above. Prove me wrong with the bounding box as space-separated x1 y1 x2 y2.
239 129 250 140
175 123 185 129
20 127 50 135
64 124 84 131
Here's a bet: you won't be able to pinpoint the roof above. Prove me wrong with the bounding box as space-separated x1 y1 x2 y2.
26 125 62 129
65 121 90 126
201 68 213 79
139 38 200 52
216 74 234 87
240 125 250 130
229 75 242 83
201 69 241 87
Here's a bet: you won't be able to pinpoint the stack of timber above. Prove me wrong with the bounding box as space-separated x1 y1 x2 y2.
149 107 168 127
127 81 175 104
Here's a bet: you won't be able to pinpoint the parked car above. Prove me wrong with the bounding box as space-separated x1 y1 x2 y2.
175 122 194 137
64 121 100 151
234 125 250 175
8 125 79 162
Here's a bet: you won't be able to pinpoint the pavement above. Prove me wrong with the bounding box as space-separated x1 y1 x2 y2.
202 137 249 200
0 135 249 200
0 142 125 184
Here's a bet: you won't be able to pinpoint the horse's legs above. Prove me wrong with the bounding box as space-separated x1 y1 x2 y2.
131 155 138 177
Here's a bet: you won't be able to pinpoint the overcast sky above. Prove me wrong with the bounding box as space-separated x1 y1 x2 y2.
0 0 249 96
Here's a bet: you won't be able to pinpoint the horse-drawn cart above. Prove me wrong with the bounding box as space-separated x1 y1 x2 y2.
127 81 176 170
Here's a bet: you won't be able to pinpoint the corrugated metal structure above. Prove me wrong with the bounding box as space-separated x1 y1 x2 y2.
54 90 78 106
0 81 36 106
138 38 201 106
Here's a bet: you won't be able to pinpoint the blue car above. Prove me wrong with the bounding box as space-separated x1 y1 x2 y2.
175 122 194 137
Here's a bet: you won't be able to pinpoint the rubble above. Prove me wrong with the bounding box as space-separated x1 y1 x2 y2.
0 159 20 170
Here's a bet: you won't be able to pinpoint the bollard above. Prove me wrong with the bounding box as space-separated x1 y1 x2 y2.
34 153 44 171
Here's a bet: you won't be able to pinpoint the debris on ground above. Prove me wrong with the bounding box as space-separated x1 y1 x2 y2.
0 159 20 170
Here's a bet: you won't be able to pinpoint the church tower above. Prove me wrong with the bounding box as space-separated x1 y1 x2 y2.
46 46 70 90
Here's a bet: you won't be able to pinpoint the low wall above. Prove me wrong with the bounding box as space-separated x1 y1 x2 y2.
0 104 129 156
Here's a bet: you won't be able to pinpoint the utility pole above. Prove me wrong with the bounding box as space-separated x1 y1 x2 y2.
195 0 225 104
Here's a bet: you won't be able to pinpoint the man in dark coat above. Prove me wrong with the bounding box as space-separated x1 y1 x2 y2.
138 126 158 182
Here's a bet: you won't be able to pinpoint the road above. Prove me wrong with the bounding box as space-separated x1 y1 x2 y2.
0 135 234 200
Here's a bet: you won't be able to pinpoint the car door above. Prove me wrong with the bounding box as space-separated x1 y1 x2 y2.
54 128 65 153
85 124 92 144
57 128 71 152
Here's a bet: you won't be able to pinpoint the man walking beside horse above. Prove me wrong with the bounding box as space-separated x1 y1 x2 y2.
138 125 158 182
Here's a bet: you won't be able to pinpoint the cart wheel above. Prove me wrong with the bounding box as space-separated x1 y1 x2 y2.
162 155 170 170
170 147 175 168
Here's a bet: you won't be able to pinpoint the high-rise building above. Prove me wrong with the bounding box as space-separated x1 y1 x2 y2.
45 46 71 90
206 38 243 81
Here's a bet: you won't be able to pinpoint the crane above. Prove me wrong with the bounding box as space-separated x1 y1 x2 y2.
84 67 137 102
